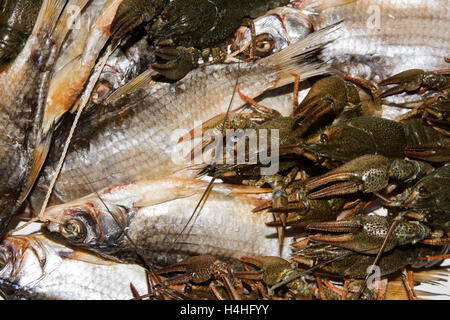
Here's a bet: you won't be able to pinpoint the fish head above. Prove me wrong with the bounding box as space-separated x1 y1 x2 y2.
232 7 313 58
43 195 132 250
0 235 47 289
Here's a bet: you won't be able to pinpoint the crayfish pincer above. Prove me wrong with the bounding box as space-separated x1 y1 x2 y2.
292 76 381 134
380 69 449 98
306 154 431 199
306 215 431 254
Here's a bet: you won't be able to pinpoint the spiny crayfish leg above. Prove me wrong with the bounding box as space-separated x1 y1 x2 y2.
424 118 450 136
237 88 281 117
290 72 301 109
239 18 257 62
401 268 418 300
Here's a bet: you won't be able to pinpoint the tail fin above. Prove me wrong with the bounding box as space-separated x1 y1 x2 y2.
32 0 68 37
260 21 342 88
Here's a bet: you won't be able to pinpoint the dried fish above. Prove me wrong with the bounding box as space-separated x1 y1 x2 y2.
41 178 290 265
30 27 334 208
0 234 149 300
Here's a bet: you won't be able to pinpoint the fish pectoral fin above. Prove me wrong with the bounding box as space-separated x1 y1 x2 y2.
104 69 158 105
58 249 117 266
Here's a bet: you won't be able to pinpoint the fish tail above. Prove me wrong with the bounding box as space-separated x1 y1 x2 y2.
53 0 91 47
260 22 342 88
32 0 68 36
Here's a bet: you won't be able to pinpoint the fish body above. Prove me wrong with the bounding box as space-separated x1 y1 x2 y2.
0 0 43 65
42 178 290 265
0 0 71 237
0 234 148 300
30 29 331 208
307 0 450 82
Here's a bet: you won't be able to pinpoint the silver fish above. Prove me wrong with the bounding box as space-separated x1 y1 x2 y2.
0 234 149 300
0 0 71 237
41 178 290 265
305 0 450 81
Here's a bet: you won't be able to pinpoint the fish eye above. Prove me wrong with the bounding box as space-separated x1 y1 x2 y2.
251 34 275 57
320 133 329 143
92 82 112 104
61 219 87 243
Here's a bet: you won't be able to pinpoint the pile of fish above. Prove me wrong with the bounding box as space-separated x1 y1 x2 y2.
0 0 449 300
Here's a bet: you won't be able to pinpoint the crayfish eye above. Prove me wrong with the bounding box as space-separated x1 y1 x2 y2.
418 185 429 195
61 219 87 243
320 133 329 143
426 213 435 222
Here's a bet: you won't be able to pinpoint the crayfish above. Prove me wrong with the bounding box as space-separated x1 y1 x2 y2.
110 0 292 79
182 66 450 299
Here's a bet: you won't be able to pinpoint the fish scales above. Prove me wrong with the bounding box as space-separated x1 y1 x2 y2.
42 179 290 265
31 31 330 207
311 0 450 82
126 192 285 265
0 234 149 300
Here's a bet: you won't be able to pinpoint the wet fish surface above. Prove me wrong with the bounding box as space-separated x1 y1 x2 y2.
0 234 149 300
42 178 290 265
309 0 450 81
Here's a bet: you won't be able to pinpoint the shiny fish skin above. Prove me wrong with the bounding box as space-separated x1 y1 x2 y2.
42 178 290 265
308 0 450 82
0 0 69 237
30 30 332 208
0 234 148 300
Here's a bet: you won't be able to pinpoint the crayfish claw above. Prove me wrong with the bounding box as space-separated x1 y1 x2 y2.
156 255 231 285
111 0 164 39
379 69 426 97
307 216 431 254
151 46 200 80
306 155 392 199
236 256 291 285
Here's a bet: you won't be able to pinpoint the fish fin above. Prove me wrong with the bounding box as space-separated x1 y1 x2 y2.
32 0 69 37
212 184 272 196
104 69 159 105
133 178 271 207
413 268 450 285
53 0 91 48
259 22 342 89
300 0 357 12
58 249 118 266
18 132 53 205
